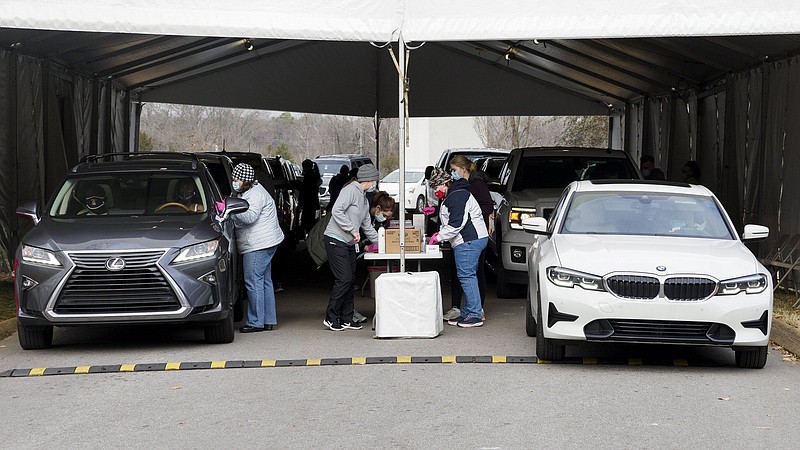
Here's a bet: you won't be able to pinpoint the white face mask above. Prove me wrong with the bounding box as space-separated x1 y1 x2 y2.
374 212 386 222
232 181 243 192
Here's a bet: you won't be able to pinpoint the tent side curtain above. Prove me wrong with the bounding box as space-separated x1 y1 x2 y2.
0 51 11 271
2 1 800 41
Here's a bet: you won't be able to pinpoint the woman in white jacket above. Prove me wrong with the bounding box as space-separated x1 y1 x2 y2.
231 163 284 333
428 168 488 328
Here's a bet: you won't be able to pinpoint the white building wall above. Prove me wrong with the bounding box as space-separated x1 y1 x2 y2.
405 117 483 168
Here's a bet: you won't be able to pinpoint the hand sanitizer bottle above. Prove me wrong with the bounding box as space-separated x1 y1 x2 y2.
378 227 386 254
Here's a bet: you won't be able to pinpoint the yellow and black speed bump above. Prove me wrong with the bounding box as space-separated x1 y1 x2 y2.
0 355 722 378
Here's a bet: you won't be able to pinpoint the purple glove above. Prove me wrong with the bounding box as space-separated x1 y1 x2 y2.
366 243 378 252
421 206 436 216
428 232 439 245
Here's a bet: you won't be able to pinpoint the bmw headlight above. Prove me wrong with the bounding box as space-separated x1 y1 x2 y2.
173 239 220 264
717 274 768 295
547 266 605 291
21 245 62 267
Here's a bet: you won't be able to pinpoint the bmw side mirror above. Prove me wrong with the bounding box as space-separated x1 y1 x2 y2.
521 217 550 235
16 201 40 225
219 197 249 222
742 224 769 242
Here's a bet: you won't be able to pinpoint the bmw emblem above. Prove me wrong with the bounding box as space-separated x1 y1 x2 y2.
106 257 126 271
656 265 666 272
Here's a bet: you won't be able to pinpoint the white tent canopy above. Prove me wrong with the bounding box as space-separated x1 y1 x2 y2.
3 0 800 42
3 2 800 271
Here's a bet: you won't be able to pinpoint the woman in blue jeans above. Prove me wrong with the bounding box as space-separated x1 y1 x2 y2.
231 163 284 333
428 168 489 328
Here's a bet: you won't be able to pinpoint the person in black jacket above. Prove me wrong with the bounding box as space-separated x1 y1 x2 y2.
299 159 322 236
326 165 350 212
444 155 495 321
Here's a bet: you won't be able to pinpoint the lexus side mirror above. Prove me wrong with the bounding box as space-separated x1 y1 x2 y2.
16 201 40 225
219 197 249 221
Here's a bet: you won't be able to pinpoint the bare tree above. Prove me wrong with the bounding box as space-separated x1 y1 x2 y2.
474 115 606 149
139 103 398 165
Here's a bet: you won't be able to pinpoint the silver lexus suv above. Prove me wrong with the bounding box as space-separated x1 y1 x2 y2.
14 153 249 349
489 147 641 297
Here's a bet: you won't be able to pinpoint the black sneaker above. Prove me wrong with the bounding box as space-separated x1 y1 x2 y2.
342 322 363 330
328 321 345 331
323 319 333 328
447 315 464 326
457 316 484 328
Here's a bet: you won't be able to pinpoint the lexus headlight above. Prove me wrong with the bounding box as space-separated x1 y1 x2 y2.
547 266 605 291
509 208 537 230
21 245 62 267
173 239 220 264
717 274 768 295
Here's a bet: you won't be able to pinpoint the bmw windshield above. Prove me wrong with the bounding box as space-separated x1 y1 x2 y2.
560 191 735 239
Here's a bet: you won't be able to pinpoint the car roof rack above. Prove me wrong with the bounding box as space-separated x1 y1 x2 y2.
77 152 200 171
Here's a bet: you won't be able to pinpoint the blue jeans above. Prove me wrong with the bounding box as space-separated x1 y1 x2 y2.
453 237 488 320
243 245 279 327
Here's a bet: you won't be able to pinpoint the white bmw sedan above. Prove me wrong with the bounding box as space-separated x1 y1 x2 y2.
522 180 772 368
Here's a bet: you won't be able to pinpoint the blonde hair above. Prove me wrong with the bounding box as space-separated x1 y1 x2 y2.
449 155 477 177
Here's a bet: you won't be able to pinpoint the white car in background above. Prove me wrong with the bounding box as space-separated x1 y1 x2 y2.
380 168 427 212
522 179 772 368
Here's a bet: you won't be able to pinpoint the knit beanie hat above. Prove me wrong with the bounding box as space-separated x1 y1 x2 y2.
232 163 255 183
356 163 380 182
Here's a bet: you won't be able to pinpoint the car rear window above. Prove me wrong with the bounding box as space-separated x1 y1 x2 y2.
512 156 638 191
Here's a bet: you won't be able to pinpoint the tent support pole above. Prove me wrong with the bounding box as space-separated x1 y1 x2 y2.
398 37 406 272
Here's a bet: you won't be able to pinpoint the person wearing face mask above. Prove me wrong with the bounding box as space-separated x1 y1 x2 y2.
640 154 666 180
78 184 109 215
323 163 381 331
230 163 284 333
351 190 396 324
443 155 494 322
173 179 205 212
428 166 488 328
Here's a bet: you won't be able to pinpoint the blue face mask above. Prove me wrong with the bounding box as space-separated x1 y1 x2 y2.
232 181 243 193
374 213 386 223
366 184 377 193
451 170 462 181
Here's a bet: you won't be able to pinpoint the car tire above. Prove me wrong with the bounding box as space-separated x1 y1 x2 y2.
525 290 537 337
535 299 565 361
416 195 425 213
734 345 768 369
204 312 235 344
18 322 53 350
496 264 525 298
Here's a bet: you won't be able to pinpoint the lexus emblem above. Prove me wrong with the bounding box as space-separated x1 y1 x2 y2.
106 257 126 271
656 265 666 272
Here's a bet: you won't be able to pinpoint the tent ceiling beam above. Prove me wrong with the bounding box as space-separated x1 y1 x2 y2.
543 40 677 93
99 37 239 78
589 39 704 87
74 35 177 67
507 41 649 97
468 42 627 104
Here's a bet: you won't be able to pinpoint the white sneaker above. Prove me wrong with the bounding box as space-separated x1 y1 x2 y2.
443 307 461 321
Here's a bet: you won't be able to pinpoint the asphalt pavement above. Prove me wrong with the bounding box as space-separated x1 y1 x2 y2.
1 244 799 448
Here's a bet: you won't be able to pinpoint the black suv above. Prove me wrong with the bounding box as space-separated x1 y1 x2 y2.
314 154 373 209
14 152 249 349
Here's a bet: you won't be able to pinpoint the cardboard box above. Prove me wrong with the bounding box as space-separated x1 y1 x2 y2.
384 228 422 254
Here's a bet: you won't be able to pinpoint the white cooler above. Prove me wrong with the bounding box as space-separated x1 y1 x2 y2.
375 271 443 338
